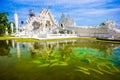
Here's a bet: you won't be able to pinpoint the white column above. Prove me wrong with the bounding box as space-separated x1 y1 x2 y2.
14 12 19 33
11 23 14 34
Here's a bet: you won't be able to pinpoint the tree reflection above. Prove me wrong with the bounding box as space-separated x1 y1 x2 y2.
0 40 11 56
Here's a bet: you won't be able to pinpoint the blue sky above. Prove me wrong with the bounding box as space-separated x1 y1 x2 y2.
0 0 120 26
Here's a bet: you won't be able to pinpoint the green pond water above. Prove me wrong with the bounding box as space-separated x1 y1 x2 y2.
0 40 120 80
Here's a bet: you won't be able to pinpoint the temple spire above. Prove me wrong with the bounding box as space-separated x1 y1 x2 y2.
29 9 35 17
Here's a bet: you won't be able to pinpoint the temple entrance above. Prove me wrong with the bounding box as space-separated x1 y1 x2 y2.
46 21 51 27
61 24 63 28
32 21 40 30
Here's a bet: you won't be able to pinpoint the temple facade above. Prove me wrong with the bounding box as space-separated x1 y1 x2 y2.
18 8 57 38
26 9 56 32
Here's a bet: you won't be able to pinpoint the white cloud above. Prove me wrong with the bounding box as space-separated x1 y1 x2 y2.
83 8 120 15
62 7 120 16
13 0 113 7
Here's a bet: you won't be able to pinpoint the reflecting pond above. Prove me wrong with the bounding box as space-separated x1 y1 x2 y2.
0 40 120 80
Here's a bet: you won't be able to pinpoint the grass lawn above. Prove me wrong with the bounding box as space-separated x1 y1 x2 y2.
0 36 120 43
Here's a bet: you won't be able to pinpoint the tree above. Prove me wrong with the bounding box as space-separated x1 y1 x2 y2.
0 12 8 35
0 12 14 35
100 22 106 26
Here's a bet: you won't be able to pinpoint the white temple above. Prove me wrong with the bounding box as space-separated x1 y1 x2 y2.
13 8 120 39
16 9 57 38
15 8 77 38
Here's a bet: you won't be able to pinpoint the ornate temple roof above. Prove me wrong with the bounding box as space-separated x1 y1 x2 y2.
26 8 56 27
59 13 75 28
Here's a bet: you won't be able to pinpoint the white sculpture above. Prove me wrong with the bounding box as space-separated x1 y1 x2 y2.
5 28 8 35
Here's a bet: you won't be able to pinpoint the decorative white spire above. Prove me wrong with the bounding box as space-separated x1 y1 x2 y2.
14 12 19 33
